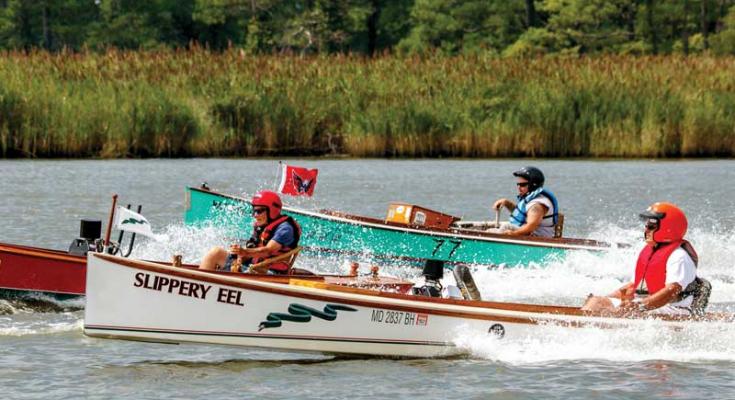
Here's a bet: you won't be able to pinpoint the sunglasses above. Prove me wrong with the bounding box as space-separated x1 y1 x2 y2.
252 207 267 216
516 182 529 188
644 220 659 231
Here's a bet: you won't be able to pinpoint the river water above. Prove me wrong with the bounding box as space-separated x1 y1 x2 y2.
1 159 734 399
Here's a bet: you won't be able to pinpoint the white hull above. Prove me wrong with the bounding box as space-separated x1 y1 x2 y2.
84 254 729 358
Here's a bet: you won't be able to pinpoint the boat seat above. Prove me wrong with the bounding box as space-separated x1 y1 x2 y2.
248 246 302 274
554 214 565 238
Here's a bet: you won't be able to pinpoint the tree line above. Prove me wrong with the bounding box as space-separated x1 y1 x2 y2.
1 0 735 56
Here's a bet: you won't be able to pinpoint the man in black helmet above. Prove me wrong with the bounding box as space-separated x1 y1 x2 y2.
491 166 560 237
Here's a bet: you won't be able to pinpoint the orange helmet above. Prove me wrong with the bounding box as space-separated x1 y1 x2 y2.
251 190 282 220
639 202 687 243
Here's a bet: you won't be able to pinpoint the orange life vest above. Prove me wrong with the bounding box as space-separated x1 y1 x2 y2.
251 215 301 273
633 240 698 295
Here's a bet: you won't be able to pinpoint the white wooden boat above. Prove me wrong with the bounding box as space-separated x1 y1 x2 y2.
83 253 733 358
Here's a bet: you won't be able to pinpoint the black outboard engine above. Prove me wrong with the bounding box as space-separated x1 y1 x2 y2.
68 219 103 256
412 259 444 297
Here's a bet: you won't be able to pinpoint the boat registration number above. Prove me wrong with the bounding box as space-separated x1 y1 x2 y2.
370 309 429 326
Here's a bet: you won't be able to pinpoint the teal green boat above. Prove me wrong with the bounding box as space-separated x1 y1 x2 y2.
185 186 618 267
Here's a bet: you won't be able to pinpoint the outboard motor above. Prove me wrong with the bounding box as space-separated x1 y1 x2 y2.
413 259 444 297
68 219 103 256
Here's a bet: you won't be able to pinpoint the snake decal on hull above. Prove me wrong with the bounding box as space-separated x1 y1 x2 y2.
259 303 357 331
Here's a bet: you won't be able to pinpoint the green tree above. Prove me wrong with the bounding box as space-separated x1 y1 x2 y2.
0 0 98 50
371 0 413 53
711 4 735 53
398 0 527 54
87 0 195 49
506 0 639 56
0 0 37 49
191 0 260 49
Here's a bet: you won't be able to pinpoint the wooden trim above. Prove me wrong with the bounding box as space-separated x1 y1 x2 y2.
104 253 735 324
0 242 85 264
249 246 301 273
95 254 551 325
188 187 625 250
95 254 729 326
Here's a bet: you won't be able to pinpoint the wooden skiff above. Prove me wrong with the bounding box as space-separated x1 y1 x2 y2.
84 253 731 358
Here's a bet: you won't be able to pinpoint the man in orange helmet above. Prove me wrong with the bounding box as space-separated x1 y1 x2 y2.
582 202 711 316
199 190 301 274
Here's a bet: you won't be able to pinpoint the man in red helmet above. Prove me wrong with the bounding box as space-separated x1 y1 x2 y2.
582 202 710 316
200 190 301 274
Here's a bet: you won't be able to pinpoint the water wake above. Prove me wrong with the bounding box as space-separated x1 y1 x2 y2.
128 222 735 306
0 312 82 336
451 223 735 363
0 292 84 315
454 320 735 363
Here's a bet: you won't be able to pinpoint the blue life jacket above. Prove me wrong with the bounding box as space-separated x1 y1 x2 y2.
509 188 559 227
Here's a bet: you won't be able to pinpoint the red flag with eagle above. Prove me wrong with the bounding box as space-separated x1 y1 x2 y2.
278 164 319 196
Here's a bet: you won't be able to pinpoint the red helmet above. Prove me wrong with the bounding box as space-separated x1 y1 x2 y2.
251 190 282 220
640 202 687 243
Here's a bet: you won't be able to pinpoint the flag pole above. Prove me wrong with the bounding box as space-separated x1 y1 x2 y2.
104 194 118 252
274 160 283 191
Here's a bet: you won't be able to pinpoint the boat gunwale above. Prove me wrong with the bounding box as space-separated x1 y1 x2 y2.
93 253 730 326
187 186 623 251
0 242 86 264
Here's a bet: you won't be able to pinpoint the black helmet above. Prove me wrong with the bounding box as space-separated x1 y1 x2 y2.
513 166 545 191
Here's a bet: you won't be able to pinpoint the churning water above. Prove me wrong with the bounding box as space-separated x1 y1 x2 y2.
1 159 735 399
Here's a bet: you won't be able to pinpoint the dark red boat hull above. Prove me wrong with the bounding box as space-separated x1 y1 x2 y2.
0 242 86 296
0 242 414 298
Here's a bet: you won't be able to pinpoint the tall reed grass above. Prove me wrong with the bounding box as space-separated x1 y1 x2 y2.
0 49 733 158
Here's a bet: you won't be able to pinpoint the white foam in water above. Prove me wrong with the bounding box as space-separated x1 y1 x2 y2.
0 293 85 316
0 313 83 336
127 223 426 281
686 225 735 303
454 320 735 363
466 223 735 305
453 223 735 362
128 224 231 264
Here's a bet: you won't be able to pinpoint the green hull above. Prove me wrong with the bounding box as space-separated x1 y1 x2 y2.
184 187 612 267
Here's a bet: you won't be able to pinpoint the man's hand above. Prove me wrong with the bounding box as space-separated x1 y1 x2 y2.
493 198 513 212
229 244 245 257
618 299 636 311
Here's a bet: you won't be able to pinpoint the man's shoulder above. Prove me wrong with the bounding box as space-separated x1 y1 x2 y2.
667 247 696 269
274 221 295 234
528 197 552 210
670 247 693 260
269 222 296 246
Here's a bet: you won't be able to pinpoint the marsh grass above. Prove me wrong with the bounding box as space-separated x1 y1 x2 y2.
0 50 733 158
